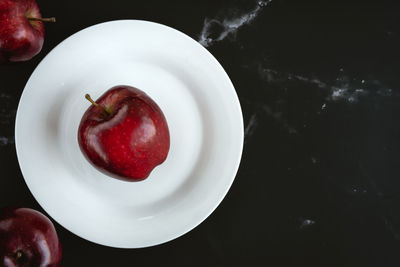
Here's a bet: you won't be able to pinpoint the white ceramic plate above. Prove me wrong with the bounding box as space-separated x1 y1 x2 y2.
15 20 243 248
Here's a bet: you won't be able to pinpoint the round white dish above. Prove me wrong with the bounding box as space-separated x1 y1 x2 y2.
15 20 243 248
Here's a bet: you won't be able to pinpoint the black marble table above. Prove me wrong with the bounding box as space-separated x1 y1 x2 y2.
1 0 399 266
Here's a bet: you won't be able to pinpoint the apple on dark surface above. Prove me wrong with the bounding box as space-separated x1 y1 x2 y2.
0 0 55 63
78 85 170 182
0 207 62 267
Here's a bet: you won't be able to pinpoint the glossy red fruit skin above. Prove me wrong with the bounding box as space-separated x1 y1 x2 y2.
0 207 62 267
78 85 170 182
0 0 45 62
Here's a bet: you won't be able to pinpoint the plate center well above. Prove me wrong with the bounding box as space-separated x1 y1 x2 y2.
57 60 204 210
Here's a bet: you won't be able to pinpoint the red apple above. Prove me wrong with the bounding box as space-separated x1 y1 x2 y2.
0 0 55 63
78 85 170 182
0 207 62 267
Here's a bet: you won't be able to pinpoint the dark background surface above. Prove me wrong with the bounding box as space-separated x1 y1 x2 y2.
1 0 400 266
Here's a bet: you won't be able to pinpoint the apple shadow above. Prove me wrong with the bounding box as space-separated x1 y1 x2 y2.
46 94 67 140
130 57 218 217
45 87 74 157
149 112 214 213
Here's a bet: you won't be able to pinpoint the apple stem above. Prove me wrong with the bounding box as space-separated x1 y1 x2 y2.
85 94 111 116
27 17 56 23
15 251 23 260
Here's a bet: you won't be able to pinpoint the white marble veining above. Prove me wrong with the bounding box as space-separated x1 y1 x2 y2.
350 188 368 194
244 113 258 140
329 87 367 102
0 136 14 146
383 216 400 240
262 105 297 134
258 66 396 103
299 218 316 229
198 0 272 47
0 94 14 124
0 93 12 99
